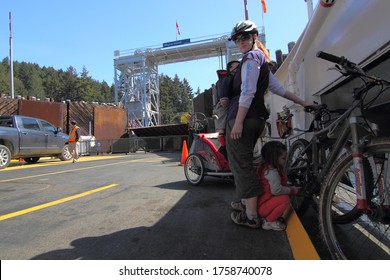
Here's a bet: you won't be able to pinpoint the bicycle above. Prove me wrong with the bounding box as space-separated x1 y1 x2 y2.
286 103 345 215
286 51 390 259
276 106 294 140
187 112 208 133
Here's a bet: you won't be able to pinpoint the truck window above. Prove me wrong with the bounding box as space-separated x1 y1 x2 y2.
21 118 40 131
0 118 13 127
41 120 57 133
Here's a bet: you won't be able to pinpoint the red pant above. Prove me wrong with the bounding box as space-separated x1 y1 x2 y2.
258 195 290 222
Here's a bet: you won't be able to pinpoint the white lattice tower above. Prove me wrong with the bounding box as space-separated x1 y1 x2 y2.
113 33 263 127
114 53 159 127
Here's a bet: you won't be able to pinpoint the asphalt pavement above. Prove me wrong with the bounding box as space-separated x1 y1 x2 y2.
0 152 321 260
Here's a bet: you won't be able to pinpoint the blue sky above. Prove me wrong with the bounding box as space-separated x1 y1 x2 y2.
0 0 319 93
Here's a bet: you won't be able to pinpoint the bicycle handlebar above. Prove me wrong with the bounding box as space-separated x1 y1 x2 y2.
304 104 328 113
317 50 390 87
316 51 362 75
316 51 345 65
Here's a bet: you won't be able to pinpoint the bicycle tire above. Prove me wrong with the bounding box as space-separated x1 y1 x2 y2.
184 153 205 186
189 112 208 131
286 139 313 216
319 138 390 259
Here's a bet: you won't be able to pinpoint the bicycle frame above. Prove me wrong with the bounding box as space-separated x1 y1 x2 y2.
373 155 390 206
295 84 379 212
304 51 390 259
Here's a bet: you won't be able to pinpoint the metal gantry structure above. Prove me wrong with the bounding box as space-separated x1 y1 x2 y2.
114 31 265 127
114 53 160 127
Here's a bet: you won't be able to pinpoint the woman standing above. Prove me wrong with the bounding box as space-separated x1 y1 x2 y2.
227 20 311 228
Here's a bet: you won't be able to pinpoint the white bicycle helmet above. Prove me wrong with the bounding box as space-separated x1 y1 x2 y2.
230 20 258 41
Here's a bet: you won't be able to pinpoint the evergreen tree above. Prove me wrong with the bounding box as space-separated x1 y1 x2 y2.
159 73 193 124
0 57 201 125
100 81 114 103
13 77 28 97
15 62 45 98
182 78 193 111
0 58 10 94
159 74 176 124
60 66 81 101
42 67 63 101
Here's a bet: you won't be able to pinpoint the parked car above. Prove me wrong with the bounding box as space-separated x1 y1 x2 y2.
0 115 72 169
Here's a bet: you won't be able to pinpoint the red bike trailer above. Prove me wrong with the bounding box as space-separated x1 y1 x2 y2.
183 133 233 185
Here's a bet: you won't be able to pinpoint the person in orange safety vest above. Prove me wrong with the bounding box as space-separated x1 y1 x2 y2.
68 120 80 163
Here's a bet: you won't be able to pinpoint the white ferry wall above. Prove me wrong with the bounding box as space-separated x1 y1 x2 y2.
267 0 390 139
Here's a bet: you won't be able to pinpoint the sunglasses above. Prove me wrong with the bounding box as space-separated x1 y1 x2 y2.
234 33 252 44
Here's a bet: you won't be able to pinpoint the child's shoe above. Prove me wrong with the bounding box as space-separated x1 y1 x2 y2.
262 219 286 231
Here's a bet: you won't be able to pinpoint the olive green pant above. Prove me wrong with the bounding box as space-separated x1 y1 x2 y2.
226 118 265 199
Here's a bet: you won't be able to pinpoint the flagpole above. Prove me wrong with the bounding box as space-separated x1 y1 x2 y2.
261 6 264 26
260 0 267 46
243 0 249 20
9 12 14 99
176 19 177 41
261 1 265 32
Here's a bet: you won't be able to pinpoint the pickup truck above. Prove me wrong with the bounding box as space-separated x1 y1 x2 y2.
0 115 72 169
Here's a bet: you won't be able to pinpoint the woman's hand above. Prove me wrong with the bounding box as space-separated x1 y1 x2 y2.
230 122 243 139
290 186 301 196
220 98 229 107
231 107 248 140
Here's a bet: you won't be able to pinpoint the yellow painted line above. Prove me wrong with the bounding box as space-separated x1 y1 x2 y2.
3 155 173 173
0 158 166 183
5 155 127 171
1 156 175 183
286 209 321 260
0 184 118 221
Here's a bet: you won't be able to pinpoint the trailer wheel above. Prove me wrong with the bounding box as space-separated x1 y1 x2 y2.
184 153 205 186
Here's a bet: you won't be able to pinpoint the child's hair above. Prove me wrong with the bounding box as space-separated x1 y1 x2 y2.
261 141 287 173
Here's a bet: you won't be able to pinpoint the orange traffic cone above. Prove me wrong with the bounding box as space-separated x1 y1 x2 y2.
180 140 189 166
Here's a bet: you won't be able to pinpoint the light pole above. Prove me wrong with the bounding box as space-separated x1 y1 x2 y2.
9 12 15 99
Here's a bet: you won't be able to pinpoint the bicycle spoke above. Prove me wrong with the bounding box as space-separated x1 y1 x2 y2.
184 153 205 186
286 139 312 216
320 139 390 259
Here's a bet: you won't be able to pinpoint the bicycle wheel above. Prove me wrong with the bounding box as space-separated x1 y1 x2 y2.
189 112 208 132
184 153 205 186
319 138 390 259
286 139 313 216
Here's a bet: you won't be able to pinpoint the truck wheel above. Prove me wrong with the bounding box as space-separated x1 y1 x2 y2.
23 157 40 163
0 144 11 169
59 144 72 161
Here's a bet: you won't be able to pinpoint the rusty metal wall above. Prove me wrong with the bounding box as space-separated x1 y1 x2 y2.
1 96 189 154
68 102 94 135
1 97 128 140
94 106 127 153
18 100 66 129
0 99 18 116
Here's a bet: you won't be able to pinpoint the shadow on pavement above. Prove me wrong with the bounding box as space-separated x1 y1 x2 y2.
32 178 294 260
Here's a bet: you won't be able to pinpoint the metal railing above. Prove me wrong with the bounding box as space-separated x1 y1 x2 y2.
78 135 189 156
